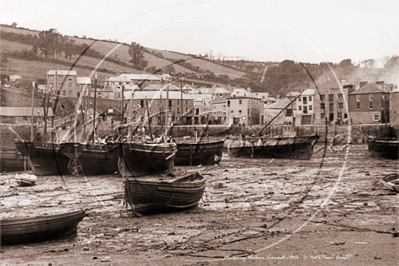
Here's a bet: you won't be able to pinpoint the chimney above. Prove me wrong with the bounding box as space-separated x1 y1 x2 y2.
376 81 384 91
359 81 368 88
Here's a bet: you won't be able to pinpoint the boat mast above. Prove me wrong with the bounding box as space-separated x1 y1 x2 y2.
92 72 97 142
31 81 35 141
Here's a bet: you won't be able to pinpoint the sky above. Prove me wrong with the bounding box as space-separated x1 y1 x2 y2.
1 0 398 65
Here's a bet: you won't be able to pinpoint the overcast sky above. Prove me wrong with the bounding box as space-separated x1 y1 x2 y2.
1 0 398 65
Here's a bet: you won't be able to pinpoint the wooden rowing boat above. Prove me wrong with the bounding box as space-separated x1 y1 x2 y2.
124 172 205 213
15 173 37 186
1 210 85 245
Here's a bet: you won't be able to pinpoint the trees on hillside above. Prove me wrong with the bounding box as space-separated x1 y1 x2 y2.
128 42 148 70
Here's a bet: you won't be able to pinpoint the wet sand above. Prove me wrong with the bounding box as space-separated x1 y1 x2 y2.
1 144 398 265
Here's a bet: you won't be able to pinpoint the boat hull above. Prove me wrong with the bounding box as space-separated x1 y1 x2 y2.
175 140 224 166
1 210 85 245
15 140 70 176
125 172 205 212
0 146 27 172
60 142 120 176
368 138 399 159
226 135 319 159
119 142 176 177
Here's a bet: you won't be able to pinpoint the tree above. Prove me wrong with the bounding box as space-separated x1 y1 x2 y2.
128 42 148 70
11 22 17 27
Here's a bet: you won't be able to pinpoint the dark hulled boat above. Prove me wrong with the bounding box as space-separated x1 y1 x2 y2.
60 142 120 176
368 137 399 160
124 172 205 213
0 146 28 172
174 138 224 166
1 210 85 245
118 141 176 177
15 140 121 176
225 134 319 159
15 140 70 176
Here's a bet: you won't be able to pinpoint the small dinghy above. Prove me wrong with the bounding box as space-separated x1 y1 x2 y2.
15 173 37 186
1 210 86 245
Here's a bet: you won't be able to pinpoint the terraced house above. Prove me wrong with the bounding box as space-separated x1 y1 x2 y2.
349 81 392 124
47 70 77 96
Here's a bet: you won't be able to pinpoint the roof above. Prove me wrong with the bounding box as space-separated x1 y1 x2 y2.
211 96 227 104
350 82 385 94
214 87 230 94
131 91 196 100
0 107 54 117
302 89 315 95
47 70 77 76
105 76 132 82
143 84 180 91
76 77 91 84
226 96 261 100
261 96 276 102
117 74 160 81
264 99 291 109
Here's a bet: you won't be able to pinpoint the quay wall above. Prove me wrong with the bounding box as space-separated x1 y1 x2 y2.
151 123 399 144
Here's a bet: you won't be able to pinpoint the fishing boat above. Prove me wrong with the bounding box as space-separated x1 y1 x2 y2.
124 172 205 213
368 136 399 159
0 146 28 172
60 142 120 176
174 137 224 166
118 140 176 177
15 140 70 176
1 210 85 245
225 133 319 159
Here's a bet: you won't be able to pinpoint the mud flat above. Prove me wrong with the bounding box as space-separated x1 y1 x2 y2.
1 144 398 265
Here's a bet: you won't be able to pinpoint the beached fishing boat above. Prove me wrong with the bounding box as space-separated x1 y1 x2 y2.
124 172 205 213
368 137 399 160
0 210 85 245
60 142 120 176
15 140 70 176
174 138 224 166
119 141 176 177
225 134 319 159
0 146 28 172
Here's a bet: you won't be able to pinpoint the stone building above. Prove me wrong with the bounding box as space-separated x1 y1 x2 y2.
348 82 389 124
226 96 261 125
389 87 399 123
47 70 77 97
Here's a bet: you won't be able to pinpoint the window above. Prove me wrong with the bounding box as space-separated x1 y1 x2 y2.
186 100 188 105
369 94 373 101
356 102 360 110
77 92 80 97
239 100 242 104
239 110 242 114
177 100 180 105
373 114 379 121
338 94 343 101
186 108 188 113
321 103 325 109
298 97 301 102
344 113 348 119
320 95 325 101
339 103 343 109
321 113 325 119
309 105 312 111
140 100 144 108
303 106 308 114
369 102 373 109
309 96 312 102
169 100 172 108
117 93 121 98
303 97 307 104
195 109 199 115
62 90 66 96
329 94 334 102
356 95 360 101
298 106 302 111
68 90 72 96
231 110 234 113
177 108 180 114
227 100 230 107
329 103 334 110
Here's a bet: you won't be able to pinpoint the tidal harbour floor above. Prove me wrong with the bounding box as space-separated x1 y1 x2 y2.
1 143 398 265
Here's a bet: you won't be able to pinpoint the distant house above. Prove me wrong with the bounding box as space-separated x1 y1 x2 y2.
47 70 78 97
76 77 91 97
226 96 260 125
390 88 399 124
99 106 122 122
0 107 54 124
349 82 389 124
9 75 22 82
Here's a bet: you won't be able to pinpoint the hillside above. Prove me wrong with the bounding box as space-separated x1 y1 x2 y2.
0 25 248 80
